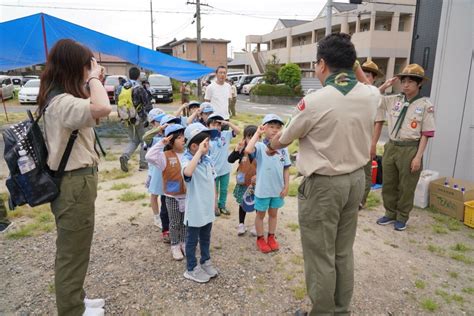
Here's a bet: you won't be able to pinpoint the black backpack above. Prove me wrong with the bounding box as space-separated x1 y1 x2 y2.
2 96 77 209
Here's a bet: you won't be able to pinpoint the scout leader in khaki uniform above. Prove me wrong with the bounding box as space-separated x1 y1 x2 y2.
38 39 112 316
374 64 435 231
270 33 381 316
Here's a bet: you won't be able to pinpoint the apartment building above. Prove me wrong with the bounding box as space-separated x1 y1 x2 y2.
167 38 231 69
244 0 416 81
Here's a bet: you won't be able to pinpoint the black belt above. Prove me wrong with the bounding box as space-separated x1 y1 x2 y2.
389 140 419 147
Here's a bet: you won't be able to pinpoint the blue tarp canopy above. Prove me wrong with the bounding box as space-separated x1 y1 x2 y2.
0 13 213 81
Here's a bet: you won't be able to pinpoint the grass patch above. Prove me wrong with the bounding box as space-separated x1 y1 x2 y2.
47 282 55 294
451 294 463 303
0 112 28 127
415 280 426 289
99 168 131 181
285 273 295 281
288 181 299 197
451 243 470 252
2 203 55 239
6 221 55 239
292 285 307 300
286 222 299 232
104 153 118 162
435 289 452 303
420 298 438 312
365 192 381 209
110 183 133 191
119 191 147 202
427 244 445 255
469 232 474 239
462 287 474 295
432 224 448 234
290 255 304 266
450 253 473 265
448 271 459 278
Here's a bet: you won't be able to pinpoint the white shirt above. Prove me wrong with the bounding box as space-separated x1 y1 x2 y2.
204 81 231 119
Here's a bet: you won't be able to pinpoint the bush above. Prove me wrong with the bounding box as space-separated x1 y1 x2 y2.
252 84 295 97
278 63 302 89
263 54 281 85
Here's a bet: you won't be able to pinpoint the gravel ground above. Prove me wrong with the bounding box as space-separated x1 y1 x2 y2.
1 138 474 315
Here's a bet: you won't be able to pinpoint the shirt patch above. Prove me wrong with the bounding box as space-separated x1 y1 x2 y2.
297 99 306 111
427 106 435 113
415 107 423 114
392 102 401 112
410 120 418 129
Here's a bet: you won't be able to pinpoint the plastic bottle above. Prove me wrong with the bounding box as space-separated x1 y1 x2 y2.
444 179 449 187
461 187 465 195
17 149 36 174
453 184 459 190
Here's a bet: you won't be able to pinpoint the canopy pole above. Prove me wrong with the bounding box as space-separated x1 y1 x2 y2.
41 13 48 58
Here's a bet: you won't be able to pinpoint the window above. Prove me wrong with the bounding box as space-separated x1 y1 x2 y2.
212 45 216 55
5 79 12 85
182 44 186 53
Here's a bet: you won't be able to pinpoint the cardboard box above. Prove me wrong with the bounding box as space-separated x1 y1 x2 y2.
429 177 474 221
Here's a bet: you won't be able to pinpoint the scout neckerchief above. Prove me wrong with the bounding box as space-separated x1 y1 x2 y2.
391 93 423 138
324 70 357 95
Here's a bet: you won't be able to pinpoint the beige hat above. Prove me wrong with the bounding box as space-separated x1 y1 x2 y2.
361 60 384 78
396 63 429 81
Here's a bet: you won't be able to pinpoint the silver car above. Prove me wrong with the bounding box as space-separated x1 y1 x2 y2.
0 75 14 100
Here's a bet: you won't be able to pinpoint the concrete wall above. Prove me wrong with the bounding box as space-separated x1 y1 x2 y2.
425 0 473 181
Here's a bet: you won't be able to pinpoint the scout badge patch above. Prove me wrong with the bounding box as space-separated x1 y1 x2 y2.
325 70 357 95
296 98 306 111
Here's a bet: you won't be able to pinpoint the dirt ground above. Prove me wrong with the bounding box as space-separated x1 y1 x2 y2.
1 136 474 315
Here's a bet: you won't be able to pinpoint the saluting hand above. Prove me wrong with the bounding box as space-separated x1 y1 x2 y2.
161 135 173 146
198 137 210 154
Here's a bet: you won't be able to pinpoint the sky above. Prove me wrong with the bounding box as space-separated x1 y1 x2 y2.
0 0 328 57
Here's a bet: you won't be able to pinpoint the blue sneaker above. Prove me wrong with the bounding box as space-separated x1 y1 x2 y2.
394 221 407 231
376 216 395 225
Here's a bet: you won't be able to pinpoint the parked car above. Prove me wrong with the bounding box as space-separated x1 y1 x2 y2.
18 79 40 104
104 75 128 103
148 74 173 103
236 74 260 94
21 75 39 85
0 75 14 100
11 76 23 88
242 76 264 95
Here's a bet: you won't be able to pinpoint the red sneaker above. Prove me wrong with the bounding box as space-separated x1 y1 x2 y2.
267 234 279 251
162 230 170 244
256 237 272 253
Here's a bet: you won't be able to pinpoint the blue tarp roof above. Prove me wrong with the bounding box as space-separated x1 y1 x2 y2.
0 13 213 81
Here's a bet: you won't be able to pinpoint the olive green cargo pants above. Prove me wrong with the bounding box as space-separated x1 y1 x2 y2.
298 168 364 315
51 168 98 316
382 141 421 223
361 161 372 207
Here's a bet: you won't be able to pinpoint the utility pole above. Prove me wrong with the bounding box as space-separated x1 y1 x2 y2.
187 0 210 98
325 0 333 36
150 0 154 50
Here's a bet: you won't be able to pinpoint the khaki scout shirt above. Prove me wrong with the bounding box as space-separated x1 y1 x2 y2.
375 94 436 141
44 93 99 171
279 82 381 176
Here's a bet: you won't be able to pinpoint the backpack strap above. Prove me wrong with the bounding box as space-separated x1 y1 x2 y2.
40 89 80 178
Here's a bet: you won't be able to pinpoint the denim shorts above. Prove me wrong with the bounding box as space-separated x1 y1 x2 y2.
254 196 284 212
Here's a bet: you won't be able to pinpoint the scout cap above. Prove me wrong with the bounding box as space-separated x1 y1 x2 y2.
207 113 225 121
262 114 284 125
361 60 384 77
396 63 429 81
153 113 166 124
148 108 164 123
184 122 219 146
200 102 214 114
188 101 201 109
164 124 185 137
160 114 181 126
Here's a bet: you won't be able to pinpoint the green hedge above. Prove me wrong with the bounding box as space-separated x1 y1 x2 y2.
251 84 295 97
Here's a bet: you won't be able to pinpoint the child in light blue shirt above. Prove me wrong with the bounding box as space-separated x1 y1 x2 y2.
245 114 291 254
181 123 220 284
207 113 240 216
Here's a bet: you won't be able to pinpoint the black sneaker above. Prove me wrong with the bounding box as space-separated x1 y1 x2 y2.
119 156 129 172
0 222 14 233
394 221 407 231
138 163 148 171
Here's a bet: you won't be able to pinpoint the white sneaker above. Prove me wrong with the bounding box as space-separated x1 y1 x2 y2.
153 215 162 229
84 298 105 308
201 260 218 278
250 226 257 237
83 307 104 316
183 265 210 283
237 223 247 236
180 242 186 256
171 245 184 261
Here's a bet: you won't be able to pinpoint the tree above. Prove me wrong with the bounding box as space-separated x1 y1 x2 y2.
263 54 281 85
278 63 302 89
